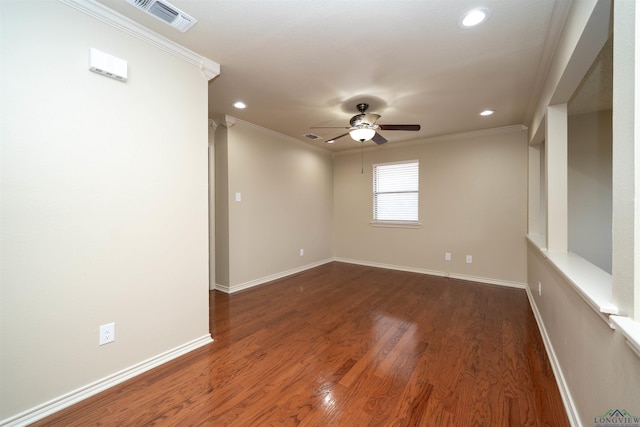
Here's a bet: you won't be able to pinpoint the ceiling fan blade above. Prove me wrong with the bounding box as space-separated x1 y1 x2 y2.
379 124 421 131
326 132 350 143
372 132 388 145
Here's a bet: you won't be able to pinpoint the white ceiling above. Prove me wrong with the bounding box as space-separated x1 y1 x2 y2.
98 0 570 151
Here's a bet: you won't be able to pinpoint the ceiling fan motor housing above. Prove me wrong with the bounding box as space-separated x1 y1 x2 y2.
350 114 366 127
351 103 370 127
350 104 380 127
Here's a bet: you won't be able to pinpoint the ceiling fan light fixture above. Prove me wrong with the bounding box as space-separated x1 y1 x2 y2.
311 103 420 146
459 8 490 28
349 127 376 142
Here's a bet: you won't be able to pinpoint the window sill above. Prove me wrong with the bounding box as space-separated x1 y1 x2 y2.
610 316 640 359
526 233 546 249
527 235 640 360
526 234 618 323
370 221 421 229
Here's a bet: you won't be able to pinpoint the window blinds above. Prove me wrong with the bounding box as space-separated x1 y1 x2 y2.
373 161 419 222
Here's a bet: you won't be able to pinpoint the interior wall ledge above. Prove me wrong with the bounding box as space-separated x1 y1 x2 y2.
527 237 618 327
610 316 640 360
58 0 220 81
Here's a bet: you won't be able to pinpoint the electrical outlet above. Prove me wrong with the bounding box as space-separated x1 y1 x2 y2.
445 252 451 261
299 248 304 256
99 322 115 346
466 255 472 264
538 281 542 296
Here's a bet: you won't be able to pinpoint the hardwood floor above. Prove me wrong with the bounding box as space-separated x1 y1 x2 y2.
32 262 569 426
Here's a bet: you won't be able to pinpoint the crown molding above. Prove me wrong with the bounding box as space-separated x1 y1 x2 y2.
524 0 574 125
334 124 528 156
412 124 528 144
59 0 220 81
227 117 333 155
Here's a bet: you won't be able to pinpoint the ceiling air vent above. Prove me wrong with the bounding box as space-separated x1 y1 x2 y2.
127 0 197 32
304 133 321 140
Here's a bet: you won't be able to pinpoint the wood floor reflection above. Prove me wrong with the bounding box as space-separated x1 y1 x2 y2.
33 262 569 426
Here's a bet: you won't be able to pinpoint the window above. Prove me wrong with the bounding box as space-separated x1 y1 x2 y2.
373 160 419 223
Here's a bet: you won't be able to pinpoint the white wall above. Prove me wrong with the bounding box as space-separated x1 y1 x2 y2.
333 128 528 286
1 1 211 421
215 120 334 292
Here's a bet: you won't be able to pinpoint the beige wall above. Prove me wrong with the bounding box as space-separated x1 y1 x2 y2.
1 1 210 420
334 129 528 285
215 121 334 291
214 125 230 287
3 0 633 425
528 246 640 425
568 110 612 273
526 0 640 423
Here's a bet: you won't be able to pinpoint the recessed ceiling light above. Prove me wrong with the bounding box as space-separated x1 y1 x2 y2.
480 109 495 116
233 101 246 109
459 8 490 28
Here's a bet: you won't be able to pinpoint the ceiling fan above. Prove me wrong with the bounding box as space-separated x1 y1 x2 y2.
312 103 420 144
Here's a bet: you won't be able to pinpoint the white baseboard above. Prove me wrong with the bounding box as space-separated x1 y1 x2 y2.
334 257 527 289
525 287 580 427
334 257 446 278
0 335 213 427
447 272 526 289
215 258 526 294
215 258 334 294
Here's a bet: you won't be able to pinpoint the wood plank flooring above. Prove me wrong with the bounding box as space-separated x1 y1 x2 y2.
32 262 569 426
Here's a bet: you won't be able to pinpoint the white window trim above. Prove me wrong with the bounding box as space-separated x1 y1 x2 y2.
370 220 421 228
372 160 419 224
